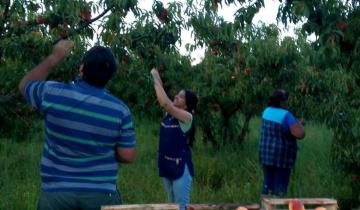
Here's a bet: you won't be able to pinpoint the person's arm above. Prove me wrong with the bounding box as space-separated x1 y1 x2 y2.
284 111 305 139
150 68 190 123
290 120 305 139
115 147 136 163
18 40 74 95
115 112 136 163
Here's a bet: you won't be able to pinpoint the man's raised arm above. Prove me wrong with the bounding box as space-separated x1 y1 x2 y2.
18 40 73 95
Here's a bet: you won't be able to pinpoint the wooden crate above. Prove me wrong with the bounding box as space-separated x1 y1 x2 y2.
102 203 260 210
186 203 260 210
101 203 179 210
261 198 338 210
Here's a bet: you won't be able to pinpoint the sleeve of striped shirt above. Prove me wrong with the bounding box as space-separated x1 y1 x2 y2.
117 113 136 148
24 80 47 111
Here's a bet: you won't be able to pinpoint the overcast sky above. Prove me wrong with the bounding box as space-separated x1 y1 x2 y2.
125 0 298 64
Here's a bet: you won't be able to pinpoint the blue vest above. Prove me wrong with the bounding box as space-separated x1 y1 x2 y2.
158 114 194 180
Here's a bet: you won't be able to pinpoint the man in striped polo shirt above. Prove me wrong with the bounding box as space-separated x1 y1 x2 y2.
18 40 136 210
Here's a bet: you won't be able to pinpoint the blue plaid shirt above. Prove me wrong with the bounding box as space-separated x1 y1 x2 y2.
259 107 298 168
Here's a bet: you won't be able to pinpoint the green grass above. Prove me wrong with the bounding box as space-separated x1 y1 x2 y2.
0 117 352 210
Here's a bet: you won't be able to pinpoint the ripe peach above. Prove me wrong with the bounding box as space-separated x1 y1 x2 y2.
35 15 47 24
337 21 347 31
288 199 305 210
81 10 91 21
244 67 252 74
211 48 217 56
59 30 68 39
122 55 129 62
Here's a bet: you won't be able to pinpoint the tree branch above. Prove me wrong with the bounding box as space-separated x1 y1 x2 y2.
53 6 114 44
0 0 11 39
0 0 11 59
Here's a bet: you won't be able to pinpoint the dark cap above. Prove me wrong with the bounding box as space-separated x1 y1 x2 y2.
272 89 288 101
268 89 289 107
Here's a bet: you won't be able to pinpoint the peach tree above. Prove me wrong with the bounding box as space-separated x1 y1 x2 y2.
277 0 360 207
183 1 311 148
105 0 194 115
1 2 359 206
0 0 109 138
0 0 192 137
186 1 358 206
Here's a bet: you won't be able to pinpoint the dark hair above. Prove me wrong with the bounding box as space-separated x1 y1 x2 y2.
185 90 198 148
268 89 289 108
81 46 116 88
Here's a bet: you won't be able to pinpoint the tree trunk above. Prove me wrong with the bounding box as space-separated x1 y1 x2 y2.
202 120 219 148
237 113 253 144
222 115 230 146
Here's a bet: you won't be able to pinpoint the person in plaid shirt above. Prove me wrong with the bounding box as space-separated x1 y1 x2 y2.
259 89 305 197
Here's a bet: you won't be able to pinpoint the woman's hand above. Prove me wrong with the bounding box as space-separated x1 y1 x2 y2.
150 67 190 123
151 68 159 76
151 68 162 86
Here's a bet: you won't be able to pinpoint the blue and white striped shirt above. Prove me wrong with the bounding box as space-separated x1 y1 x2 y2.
24 79 136 192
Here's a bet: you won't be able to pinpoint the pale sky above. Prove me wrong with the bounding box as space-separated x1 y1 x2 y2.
124 0 299 64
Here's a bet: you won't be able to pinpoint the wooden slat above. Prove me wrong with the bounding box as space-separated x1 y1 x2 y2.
101 203 179 210
261 198 338 210
262 198 337 205
186 203 260 210
102 203 260 210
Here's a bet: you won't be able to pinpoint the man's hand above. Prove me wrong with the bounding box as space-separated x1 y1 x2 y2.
52 40 74 61
290 119 305 139
115 147 136 163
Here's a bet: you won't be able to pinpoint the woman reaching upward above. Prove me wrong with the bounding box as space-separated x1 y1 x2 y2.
151 68 198 210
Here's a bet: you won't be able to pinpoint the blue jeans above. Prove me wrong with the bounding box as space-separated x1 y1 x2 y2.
162 164 192 210
261 165 292 197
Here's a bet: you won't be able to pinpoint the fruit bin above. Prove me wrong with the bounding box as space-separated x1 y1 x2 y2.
102 203 260 210
101 203 179 210
186 203 260 210
261 198 338 210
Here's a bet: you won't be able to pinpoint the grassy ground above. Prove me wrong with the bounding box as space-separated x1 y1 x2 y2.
0 117 352 210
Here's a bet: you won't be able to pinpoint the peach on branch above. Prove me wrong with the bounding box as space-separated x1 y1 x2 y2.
337 20 347 31
158 9 168 22
35 15 48 24
121 55 129 62
244 67 252 74
211 48 217 56
81 9 92 21
59 30 68 39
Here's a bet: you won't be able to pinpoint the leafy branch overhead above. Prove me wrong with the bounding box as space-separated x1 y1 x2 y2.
0 2 360 205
